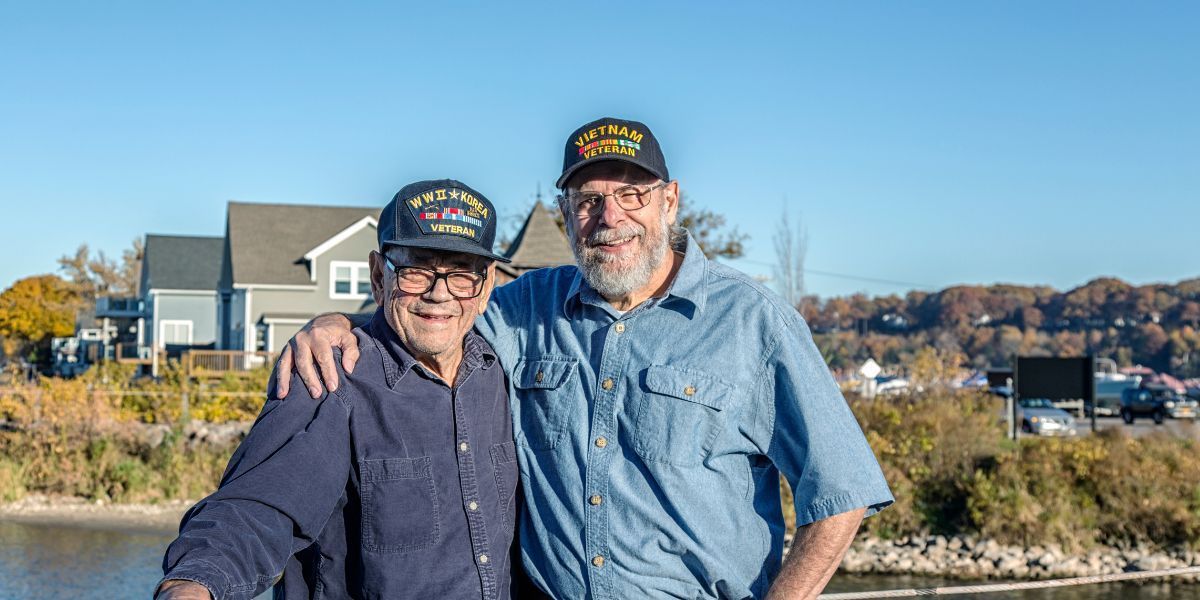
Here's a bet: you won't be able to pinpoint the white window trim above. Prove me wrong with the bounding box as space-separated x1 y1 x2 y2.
158 319 194 348
262 318 310 353
303 216 378 282
329 260 371 300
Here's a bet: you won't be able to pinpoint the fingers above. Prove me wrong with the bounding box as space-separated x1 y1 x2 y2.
341 335 361 374
276 345 293 398
315 344 340 394
293 337 324 399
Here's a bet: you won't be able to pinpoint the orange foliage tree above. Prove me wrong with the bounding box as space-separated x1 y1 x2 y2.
0 274 79 359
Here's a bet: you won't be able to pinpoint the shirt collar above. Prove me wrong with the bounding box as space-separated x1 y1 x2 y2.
366 309 496 389
562 228 709 319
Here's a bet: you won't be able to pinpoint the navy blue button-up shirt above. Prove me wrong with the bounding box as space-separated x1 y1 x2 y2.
160 311 517 600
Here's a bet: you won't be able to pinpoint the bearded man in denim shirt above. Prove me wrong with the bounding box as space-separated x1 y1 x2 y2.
156 180 519 600
279 118 894 599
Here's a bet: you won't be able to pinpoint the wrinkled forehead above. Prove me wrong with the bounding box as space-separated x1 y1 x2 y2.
564 161 659 192
383 246 488 270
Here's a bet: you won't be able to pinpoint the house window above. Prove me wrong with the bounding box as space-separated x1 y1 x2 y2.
330 261 371 299
159 320 194 347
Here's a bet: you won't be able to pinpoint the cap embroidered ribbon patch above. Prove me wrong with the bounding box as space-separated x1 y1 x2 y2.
403 186 490 242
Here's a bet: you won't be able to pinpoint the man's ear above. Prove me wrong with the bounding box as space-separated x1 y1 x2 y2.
663 180 681 225
477 262 498 316
369 251 387 306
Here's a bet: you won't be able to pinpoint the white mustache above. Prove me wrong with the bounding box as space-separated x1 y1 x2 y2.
585 225 645 247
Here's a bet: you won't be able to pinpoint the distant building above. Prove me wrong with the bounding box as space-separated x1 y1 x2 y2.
217 201 381 353
497 202 575 285
141 234 224 350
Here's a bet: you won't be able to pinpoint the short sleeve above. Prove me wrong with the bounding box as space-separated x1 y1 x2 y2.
760 315 893 526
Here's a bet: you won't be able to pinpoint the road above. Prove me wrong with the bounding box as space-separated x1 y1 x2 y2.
1054 415 1200 440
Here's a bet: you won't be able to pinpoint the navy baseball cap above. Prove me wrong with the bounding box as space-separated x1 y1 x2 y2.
556 117 669 189
378 179 510 263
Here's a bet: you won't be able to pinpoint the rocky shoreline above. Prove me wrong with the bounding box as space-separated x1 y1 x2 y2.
0 494 189 534
3 498 1198 585
839 534 1200 583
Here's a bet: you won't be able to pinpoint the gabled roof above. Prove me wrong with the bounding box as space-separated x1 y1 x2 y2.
226 201 382 286
502 202 574 269
141 234 224 293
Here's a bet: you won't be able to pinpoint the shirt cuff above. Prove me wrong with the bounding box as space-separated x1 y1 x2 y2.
795 489 895 527
157 565 227 600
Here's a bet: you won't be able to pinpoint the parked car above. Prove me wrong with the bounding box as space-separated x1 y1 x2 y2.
1017 398 1077 437
1120 386 1197 424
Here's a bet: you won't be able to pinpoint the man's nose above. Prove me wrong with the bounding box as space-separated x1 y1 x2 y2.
422 277 454 302
597 195 628 228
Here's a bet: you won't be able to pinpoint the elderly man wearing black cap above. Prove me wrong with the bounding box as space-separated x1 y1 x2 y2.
155 180 519 600
280 119 893 600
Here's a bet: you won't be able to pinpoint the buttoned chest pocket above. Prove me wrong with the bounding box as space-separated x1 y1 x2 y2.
508 355 578 451
633 365 735 467
359 456 441 554
512 357 579 451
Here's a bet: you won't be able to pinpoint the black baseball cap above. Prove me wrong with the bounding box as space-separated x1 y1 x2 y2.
556 117 669 189
378 179 510 263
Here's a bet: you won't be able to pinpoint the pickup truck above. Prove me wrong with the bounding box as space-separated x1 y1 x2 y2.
1120 386 1197 424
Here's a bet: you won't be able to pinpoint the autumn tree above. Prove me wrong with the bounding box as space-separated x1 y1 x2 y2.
908 346 964 388
676 194 747 260
57 238 144 303
0 274 79 360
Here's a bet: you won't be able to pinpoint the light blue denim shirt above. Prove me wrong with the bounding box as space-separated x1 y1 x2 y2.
476 233 893 599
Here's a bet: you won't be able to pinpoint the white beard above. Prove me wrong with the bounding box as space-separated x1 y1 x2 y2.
570 202 671 299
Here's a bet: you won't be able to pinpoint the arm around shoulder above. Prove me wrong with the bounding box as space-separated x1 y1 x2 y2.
275 311 369 398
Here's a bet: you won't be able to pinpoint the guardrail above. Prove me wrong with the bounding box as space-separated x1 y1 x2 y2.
185 350 276 378
113 343 158 365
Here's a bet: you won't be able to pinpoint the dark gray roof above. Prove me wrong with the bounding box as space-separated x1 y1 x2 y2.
226 201 381 286
502 203 575 269
141 234 224 293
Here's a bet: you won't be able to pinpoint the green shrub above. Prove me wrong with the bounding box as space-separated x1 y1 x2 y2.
850 390 1006 538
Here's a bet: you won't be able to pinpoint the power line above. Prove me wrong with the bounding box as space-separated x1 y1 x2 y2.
728 258 937 290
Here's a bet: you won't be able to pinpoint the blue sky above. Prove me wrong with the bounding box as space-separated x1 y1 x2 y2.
1 2 1196 298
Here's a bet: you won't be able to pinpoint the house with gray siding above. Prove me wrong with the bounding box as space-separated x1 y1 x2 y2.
217 201 381 353
140 234 224 350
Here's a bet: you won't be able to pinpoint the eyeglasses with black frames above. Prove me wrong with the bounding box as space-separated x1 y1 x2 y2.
558 181 668 218
382 255 488 299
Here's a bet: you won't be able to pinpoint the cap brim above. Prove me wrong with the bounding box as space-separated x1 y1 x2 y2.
382 237 511 263
556 155 666 189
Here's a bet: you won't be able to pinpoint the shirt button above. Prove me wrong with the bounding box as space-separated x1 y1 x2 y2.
684 385 696 396
614 322 625 333
601 378 614 391
479 554 489 564
594 436 608 448
592 555 605 568
459 442 470 453
535 370 545 383
468 501 478 511
589 494 603 506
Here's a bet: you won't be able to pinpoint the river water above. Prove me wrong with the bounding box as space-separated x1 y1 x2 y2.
0 520 1194 599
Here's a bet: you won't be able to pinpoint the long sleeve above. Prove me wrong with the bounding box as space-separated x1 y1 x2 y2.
159 370 353 599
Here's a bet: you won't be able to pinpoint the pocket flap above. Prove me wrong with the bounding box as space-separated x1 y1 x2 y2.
514 357 577 390
644 365 730 411
360 456 430 482
490 440 518 465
